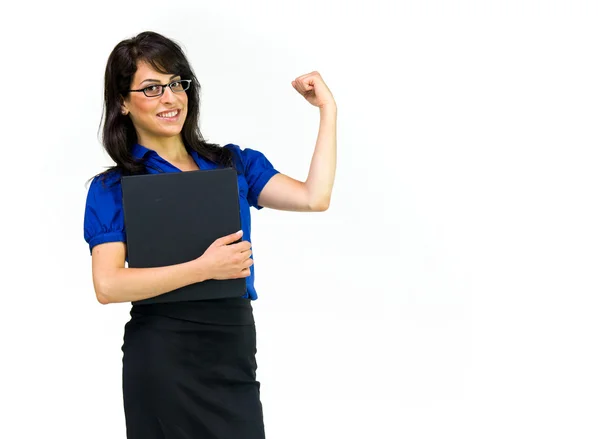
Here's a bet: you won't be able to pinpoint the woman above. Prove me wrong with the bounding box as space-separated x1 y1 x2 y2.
83 31 336 438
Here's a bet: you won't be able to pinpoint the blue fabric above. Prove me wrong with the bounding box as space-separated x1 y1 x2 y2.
83 143 279 300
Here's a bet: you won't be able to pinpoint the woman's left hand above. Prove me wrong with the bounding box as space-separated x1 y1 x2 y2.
292 71 336 109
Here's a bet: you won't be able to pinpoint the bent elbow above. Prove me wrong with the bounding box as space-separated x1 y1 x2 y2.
93 278 113 305
310 199 330 212
96 291 111 305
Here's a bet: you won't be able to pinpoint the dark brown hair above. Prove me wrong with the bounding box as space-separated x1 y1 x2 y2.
93 31 233 183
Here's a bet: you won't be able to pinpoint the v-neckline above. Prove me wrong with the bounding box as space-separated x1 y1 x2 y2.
159 149 202 173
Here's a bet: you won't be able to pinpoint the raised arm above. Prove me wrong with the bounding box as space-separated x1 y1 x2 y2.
257 71 337 212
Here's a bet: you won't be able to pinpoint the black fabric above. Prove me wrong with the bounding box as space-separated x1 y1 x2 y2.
122 298 265 439
130 298 256 325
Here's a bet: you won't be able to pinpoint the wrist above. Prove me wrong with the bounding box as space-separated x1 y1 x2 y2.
319 101 337 113
188 257 210 283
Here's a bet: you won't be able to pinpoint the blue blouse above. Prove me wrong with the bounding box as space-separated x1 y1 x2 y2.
83 143 279 300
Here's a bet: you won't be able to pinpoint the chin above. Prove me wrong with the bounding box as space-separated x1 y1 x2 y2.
155 126 185 137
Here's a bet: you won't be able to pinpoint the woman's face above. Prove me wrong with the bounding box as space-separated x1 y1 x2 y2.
122 61 188 144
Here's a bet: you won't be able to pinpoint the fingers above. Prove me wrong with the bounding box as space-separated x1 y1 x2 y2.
238 249 252 260
227 257 253 279
292 71 320 92
233 266 252 279
211 230 243 247
295 71 319 83
233 250 253 266
292 79 312 94
229 240 252 252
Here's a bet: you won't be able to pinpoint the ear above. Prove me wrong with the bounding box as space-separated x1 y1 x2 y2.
120 95 129 116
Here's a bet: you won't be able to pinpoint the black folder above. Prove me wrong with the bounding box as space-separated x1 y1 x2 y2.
121 168 246 305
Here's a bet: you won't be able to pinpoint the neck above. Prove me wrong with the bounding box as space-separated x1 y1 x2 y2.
137 135 189 162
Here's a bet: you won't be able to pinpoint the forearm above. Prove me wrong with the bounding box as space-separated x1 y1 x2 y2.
95 260 208 304
305 104 337 210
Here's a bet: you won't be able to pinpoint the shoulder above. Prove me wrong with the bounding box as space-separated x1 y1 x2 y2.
87 169 123 197
85 169 124 214
223 143 275 172
84 169 126 250
223 144 279 207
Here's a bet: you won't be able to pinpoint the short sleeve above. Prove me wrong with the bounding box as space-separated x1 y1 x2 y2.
83 173 126 253
225 144 280 209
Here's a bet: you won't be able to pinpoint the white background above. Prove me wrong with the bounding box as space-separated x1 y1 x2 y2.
1 0 599 438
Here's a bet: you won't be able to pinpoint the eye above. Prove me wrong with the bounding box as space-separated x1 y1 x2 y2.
146 85 160 92
170 80 185 91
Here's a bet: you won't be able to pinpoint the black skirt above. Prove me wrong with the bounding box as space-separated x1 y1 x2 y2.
121 298 265 439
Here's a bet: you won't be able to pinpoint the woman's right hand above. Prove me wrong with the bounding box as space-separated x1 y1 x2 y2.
195 230 253 280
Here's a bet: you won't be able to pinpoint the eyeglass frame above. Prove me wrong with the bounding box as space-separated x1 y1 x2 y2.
126 79 192 97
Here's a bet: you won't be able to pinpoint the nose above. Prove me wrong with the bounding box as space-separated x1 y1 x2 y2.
160 85 176 103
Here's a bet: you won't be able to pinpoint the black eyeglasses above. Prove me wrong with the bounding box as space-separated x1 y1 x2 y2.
127 79 191 97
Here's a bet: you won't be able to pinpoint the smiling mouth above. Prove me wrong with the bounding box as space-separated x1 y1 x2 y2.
157 109 181 120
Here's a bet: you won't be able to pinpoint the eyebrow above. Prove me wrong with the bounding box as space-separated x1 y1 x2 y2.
138 74 180 87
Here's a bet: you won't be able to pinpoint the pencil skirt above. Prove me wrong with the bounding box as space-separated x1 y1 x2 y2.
121 300 265 439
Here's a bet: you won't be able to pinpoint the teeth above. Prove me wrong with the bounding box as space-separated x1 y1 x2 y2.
158 110 178 118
